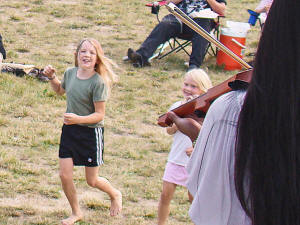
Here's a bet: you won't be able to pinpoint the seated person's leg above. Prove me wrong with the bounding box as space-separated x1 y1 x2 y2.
186 18 211 70
128 14 181 67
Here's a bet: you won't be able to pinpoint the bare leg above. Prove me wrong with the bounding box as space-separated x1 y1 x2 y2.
59 158 83 225
188 191 193 203
85 166 122 216
157 181 177 225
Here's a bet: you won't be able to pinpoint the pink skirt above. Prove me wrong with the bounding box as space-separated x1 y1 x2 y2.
163 162 188 187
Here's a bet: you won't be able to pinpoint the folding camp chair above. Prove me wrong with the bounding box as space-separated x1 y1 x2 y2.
147 1 222 62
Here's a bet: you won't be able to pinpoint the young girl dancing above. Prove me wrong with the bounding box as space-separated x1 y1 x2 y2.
157 69 212 225
43 38 122 225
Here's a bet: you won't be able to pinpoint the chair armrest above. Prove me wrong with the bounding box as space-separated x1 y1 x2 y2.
145 0 167 7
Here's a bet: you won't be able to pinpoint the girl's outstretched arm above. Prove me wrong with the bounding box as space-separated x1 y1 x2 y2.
43 65 65 95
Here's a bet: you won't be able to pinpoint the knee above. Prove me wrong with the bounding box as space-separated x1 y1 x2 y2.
156 21 172 33
86 177 97 188
59 171 72 182
161 15 179 28
160 191 172 204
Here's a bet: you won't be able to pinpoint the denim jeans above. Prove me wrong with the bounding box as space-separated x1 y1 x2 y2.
136 14 212 67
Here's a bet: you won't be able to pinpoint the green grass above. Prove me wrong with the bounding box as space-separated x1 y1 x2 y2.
0 0 260 224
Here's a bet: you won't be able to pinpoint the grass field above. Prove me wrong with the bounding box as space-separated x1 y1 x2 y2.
0 0 260 224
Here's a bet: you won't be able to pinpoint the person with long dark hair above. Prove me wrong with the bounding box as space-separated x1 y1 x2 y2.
166 0 299 224
234 0 299 224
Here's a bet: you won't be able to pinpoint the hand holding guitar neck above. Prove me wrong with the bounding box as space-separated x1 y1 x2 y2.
166 111 203 142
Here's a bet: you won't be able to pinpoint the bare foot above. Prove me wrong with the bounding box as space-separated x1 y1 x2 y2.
110 190 122 216
61 213 83 225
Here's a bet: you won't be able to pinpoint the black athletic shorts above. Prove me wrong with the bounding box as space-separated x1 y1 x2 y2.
59 124 104 167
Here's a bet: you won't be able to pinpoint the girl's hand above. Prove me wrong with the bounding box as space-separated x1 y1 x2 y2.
184 94 199 103
185 147 193 157
43 65 56 78
166 122 178 135
64 113 81 125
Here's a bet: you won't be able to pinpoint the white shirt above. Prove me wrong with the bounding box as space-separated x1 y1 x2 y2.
167 101 193 166
186 91 251 225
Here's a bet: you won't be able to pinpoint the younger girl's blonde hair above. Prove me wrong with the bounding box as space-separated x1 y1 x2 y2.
184 69 212 93
75 38 118 92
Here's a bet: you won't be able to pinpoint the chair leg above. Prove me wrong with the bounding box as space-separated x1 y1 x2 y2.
174 39 191 55
149 42 170 61
205 20 222 57
157 38 191 59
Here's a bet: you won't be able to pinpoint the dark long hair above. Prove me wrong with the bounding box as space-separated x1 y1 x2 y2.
235 0 300 225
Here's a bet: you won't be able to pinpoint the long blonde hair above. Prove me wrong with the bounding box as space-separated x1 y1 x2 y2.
74 38 118 92
184 69 212 93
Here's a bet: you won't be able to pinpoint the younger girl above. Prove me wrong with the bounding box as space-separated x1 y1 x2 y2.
157 69 212 225
43 38 122 225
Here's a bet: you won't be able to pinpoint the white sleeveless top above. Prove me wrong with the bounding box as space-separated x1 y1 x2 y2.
167 101 193 166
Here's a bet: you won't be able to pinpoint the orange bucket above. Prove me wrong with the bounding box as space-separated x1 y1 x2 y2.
217 28 247 71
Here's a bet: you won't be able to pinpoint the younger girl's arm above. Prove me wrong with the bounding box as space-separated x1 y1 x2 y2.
63 101 105 125
43 65 65 95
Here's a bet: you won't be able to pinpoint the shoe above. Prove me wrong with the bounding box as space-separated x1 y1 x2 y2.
127 48 151 68
127 48 144 67
187 64 199 71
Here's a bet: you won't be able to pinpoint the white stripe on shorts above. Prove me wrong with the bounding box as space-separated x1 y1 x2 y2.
95 127 103 165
